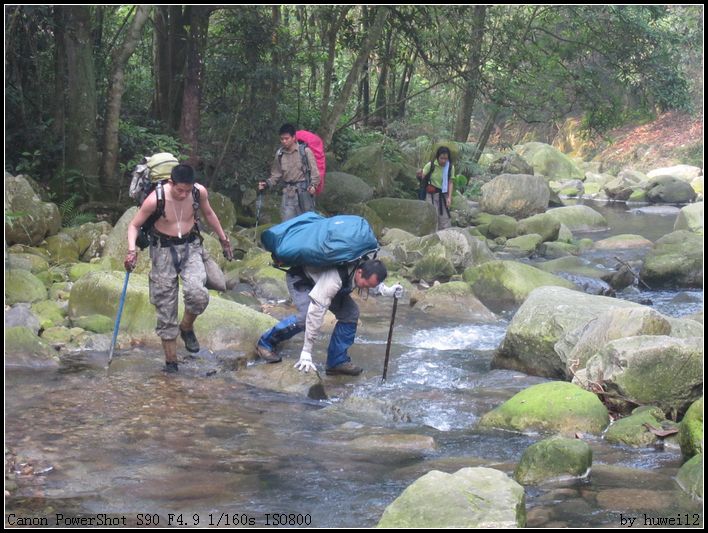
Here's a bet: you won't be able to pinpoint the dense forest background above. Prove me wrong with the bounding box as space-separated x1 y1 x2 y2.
5 5 703 219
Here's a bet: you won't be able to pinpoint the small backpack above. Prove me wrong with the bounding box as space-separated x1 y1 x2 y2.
128 153 200 249
277 131 326 195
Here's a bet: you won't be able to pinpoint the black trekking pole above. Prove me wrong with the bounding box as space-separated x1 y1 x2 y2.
381 295 399 383
107 271 130 370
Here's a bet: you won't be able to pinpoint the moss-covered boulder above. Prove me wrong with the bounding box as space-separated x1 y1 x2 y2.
487 215 519 239
545 205 608 232
377 467 526 528
5 326 60 368
515 142 584 182
676 454 703 500
593 234 653 250
555 307 672 379
645 175 697 204
463 260 576 314
367 198 438 236
493 287 640 379
516 213 561 242
71 314 114 334
673 202 703 235
200 191 237 234
412 281 498 322
42 232 81 264
640 230 703 288
103 207 152 274
679 398 703 460
502 234 544 258
68 270 277 352
605 406 678 447
480 173 551 219
489 152 535 176
478 381 609 434
318 171 374 214
230 249 288 300
341 144 417 197
7 252 50 274
31 300 67 329
63 221 113 261
5 173 62 246
5 269 48 305
514 436 592 484
585 336 703 417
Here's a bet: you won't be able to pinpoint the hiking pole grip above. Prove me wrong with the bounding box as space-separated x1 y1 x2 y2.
381 295 399 383
107 271 130 368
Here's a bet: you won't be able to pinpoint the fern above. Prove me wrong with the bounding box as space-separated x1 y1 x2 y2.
59 195 96 227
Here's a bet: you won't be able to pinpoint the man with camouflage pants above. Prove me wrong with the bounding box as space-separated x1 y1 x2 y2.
125 164 233 373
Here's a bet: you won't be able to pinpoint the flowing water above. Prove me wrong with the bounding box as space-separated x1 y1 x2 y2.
5 201 703 528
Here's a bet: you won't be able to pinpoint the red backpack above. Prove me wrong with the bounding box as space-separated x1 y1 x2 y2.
295 130 326 195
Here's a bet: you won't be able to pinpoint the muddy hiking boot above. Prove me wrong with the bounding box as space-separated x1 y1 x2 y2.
325 361 363 376
256 344 282 364
180 328 200 353
163 361 179 373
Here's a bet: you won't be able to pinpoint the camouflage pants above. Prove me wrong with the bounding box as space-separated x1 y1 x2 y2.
149 239 208 340
281 183 315 221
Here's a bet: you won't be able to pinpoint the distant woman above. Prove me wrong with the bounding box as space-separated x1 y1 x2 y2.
417 146 455 230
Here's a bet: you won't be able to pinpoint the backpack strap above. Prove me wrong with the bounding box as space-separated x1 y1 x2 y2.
277 143 312 187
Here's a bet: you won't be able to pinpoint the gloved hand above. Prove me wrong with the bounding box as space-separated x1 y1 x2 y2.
293 351 317 373
220 236 234 261
378 283 404 299
124 250 138 272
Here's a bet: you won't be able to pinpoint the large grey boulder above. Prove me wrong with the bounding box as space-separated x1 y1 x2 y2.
639 230 703 288
412 281 498 322
318 171 374 214
515 142 584 181
377 467 526 528
584 336 703 417
342 144 417 196
489 152 534 176
545 205 608 232
679 398 703 460
5 174 62 246
645 175 697 204
480 174 550 219
367 198 437 236
647 165 702 182
493 287 640 379
673 202 703 235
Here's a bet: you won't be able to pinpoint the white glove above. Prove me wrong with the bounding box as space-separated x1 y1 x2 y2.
294 351 317 373
377 283 404 299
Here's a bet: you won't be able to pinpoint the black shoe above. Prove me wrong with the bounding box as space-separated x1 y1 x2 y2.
180 328 200 353
163 361 179 373
325 362 363 376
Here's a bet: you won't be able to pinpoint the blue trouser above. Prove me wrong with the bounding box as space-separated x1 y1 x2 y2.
257 267 359 368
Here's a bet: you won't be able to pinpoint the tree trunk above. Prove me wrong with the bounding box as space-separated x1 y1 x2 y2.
374 28 394 125
52 7 66 169
453 6 486 142
153 6 188 132
101 6 151 186
179 6 211 167
473 104 500 163
320 6 390 145
395 48 417 119
63 6 100 195
320 6 352 120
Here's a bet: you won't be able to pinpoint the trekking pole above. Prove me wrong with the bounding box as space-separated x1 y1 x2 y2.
381 295 399 383
254 190 263 245
107 271 130 369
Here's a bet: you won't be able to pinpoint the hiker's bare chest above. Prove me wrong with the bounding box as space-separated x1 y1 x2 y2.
154 190 197 237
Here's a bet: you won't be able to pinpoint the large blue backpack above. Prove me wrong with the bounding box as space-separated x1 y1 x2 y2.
261 212 379 268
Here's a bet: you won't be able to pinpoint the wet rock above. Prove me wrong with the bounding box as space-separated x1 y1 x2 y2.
463 260 576 314
5 326 60 368
494 287 640 379
585 336 703 417
478 381 609 435
673 202 703 235
515 436 592 485
594 234 653 250
6 304 42 334
5 269 48 305
605 406 677 447
480 173 551 219
232 362 327 400
556 307 672 379
412 281 498 323
640 230 703 288
377 467 526 528
676 454 703 500
595 488 675 511
347 434 436 456
679 397 703 460
545 205 608 232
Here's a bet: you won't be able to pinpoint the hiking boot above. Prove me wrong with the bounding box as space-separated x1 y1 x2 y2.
325 361 363 376
163 361 179 373
180 328 200 353
256 344 282 364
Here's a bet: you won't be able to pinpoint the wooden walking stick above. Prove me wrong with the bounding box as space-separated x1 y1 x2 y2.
381 295 399 383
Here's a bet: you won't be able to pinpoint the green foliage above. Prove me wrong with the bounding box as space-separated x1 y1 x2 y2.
59 194 96 227
678 141 703 168
118 121 184 176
